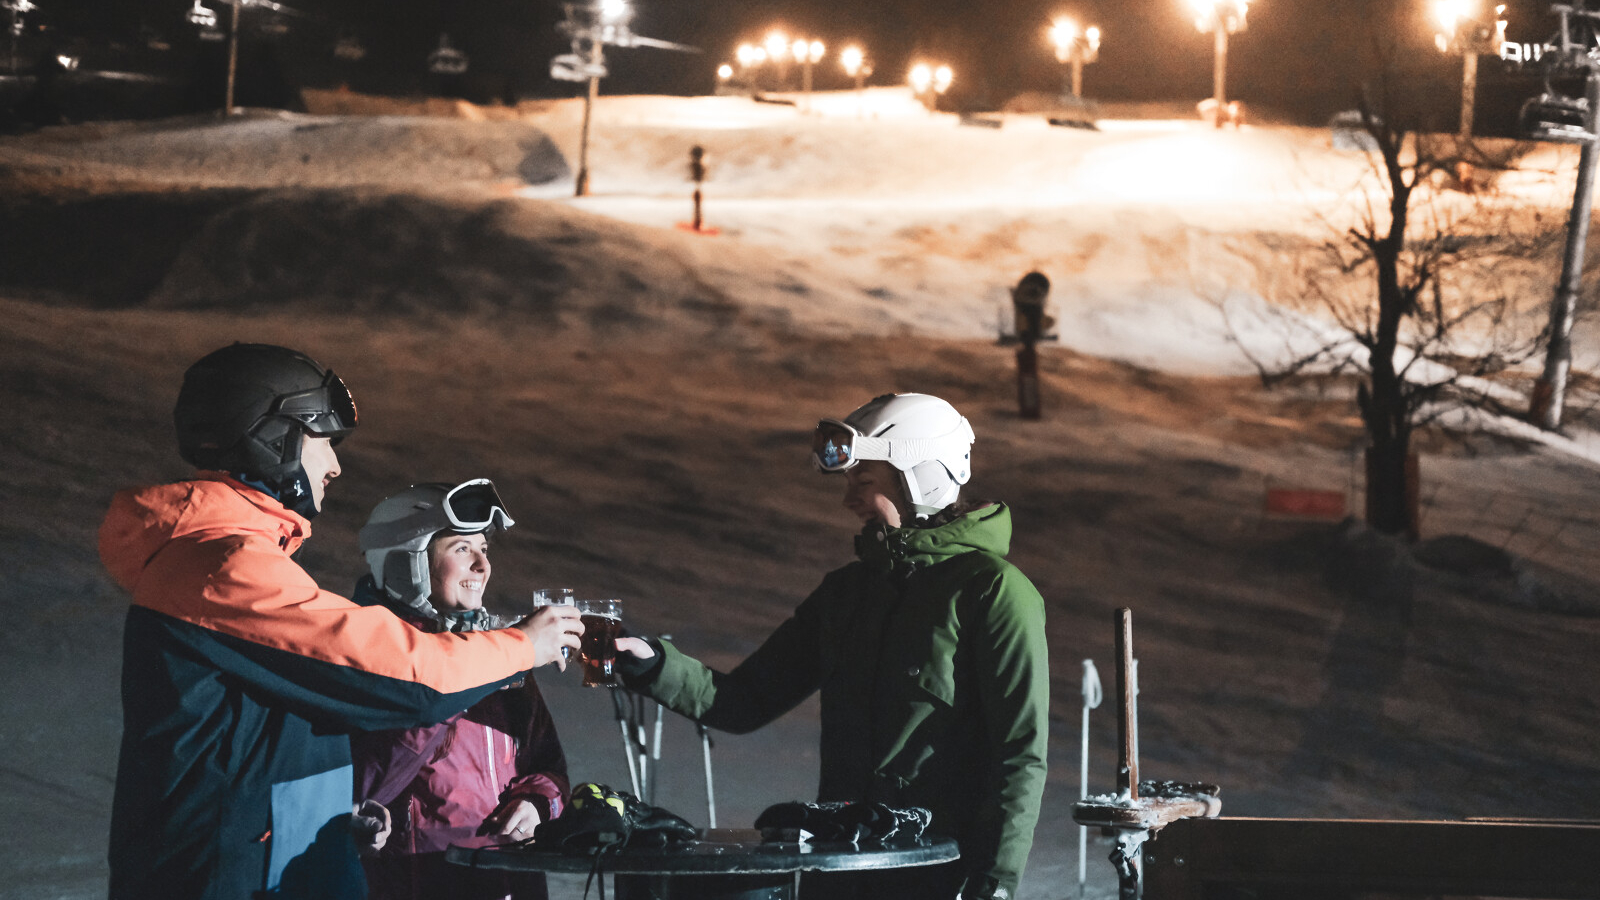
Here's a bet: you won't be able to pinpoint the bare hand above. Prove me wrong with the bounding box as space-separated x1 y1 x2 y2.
515 604 583 670
482 798 544 839
616 637 655 660
351 799 391 855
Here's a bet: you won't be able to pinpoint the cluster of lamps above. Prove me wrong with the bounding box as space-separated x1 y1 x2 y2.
728 31 825 91
908 61 953 109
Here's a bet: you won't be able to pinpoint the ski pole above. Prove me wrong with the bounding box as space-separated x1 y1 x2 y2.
612 688 642 797
699 722 716 828
632 694 650 801
1079 658 1103 898
650 700 664 805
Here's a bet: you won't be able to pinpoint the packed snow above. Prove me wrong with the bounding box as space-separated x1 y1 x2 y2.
2 88 1599 900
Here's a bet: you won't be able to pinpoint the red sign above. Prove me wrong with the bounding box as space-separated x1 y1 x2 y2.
1264 489 1346 520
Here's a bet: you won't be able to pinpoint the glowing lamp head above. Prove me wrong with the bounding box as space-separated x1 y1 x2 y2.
909 62 932 94
934 64 953 94
841 45 863 76
1050 17 1078 62
717 63 733 80
1435 0 1468 32
808 40 825 63
765 31 788 61
598 0 629 24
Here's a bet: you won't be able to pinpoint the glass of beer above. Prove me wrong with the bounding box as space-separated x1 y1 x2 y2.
576 599 623 688
532 589 576 660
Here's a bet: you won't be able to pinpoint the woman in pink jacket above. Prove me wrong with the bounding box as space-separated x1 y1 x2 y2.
352 480 569 900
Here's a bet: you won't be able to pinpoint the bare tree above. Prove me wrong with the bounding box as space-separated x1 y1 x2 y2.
1231 70 1553 539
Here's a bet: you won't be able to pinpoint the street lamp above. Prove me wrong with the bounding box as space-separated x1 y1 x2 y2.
791 37 824 108
909 62 953 111
1048 16 1101 99
186 0 304 115
840 44 873 115
4 0 35 73
764 30 790 87
575 0 631 196
1433 0 1507 140
1189 0 1249 127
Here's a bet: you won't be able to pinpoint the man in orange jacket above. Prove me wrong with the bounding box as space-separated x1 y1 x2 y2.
99 343 582 900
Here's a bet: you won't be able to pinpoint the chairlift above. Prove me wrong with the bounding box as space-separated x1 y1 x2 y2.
333 34 365 62
427 33 468 75
255 12 289 38
550 51 606 81
185 0 217 30
1520 91 1597 143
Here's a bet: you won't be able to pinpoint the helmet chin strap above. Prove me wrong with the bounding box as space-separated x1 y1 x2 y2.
228 465 320 519
277 466 320 519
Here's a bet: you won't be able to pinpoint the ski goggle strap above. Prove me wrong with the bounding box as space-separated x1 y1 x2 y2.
811 417 974 473
356 479 514 551
443 478 515 531
268 369 358 444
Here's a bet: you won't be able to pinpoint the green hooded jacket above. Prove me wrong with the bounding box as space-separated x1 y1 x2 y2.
631 502 1049 899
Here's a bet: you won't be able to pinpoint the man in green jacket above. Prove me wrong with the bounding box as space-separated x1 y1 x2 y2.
618 393 1049 900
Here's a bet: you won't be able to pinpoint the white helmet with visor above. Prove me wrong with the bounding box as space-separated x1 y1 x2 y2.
358 479 514 608
812 393 974 518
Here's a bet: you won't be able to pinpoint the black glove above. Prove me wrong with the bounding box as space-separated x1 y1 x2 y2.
755 800 933 846
614 632 666 683
533 783 697 854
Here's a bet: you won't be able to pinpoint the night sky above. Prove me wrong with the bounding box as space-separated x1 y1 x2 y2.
26 0 1576 126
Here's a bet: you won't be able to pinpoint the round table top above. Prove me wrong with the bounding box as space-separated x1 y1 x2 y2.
446 829 960 876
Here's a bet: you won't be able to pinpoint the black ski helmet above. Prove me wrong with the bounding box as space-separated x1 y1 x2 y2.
174 344 357 512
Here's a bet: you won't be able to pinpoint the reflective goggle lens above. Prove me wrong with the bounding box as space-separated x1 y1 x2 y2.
812 421 858 472
272 370 358 441
444 479 514 530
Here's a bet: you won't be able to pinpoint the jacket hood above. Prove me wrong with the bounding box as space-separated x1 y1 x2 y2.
99 473 310 594
855 501 1012 570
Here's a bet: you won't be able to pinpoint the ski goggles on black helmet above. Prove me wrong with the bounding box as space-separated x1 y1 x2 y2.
811 418 972 473
267 368 358 444
442 478 515 532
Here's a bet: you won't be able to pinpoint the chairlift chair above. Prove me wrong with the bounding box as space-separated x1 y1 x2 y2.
428 33 468 76
1521 91 1597 143
185 0 218 30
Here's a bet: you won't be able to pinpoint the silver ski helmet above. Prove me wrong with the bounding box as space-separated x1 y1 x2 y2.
358 479 514 608
173 343 356 517
812 393 974 518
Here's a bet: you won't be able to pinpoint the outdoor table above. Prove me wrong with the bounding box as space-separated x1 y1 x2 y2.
446 828 960 900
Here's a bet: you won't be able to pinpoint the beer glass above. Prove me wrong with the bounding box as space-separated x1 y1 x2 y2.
532 589 575 660
576 599 623 688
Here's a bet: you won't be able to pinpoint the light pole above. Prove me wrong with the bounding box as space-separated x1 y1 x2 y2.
4 0 35 73
1048 16 1101 99
791 37 823 109
1433 1 1507 140
764 30 790 89
187 0 305 116
735 42 764 89
575 0 630 196
909 62 952 112
840 45 872 115
1189 0 1249 127
1524 1 1600 429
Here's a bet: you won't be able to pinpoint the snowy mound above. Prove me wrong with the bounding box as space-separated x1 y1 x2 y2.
0 110 569 189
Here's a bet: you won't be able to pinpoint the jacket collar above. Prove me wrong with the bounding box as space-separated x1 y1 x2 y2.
100 473 311 593
853 501 1012 572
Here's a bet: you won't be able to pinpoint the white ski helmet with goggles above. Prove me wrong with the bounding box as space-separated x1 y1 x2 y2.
812 393 974 518
358 479 514 608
